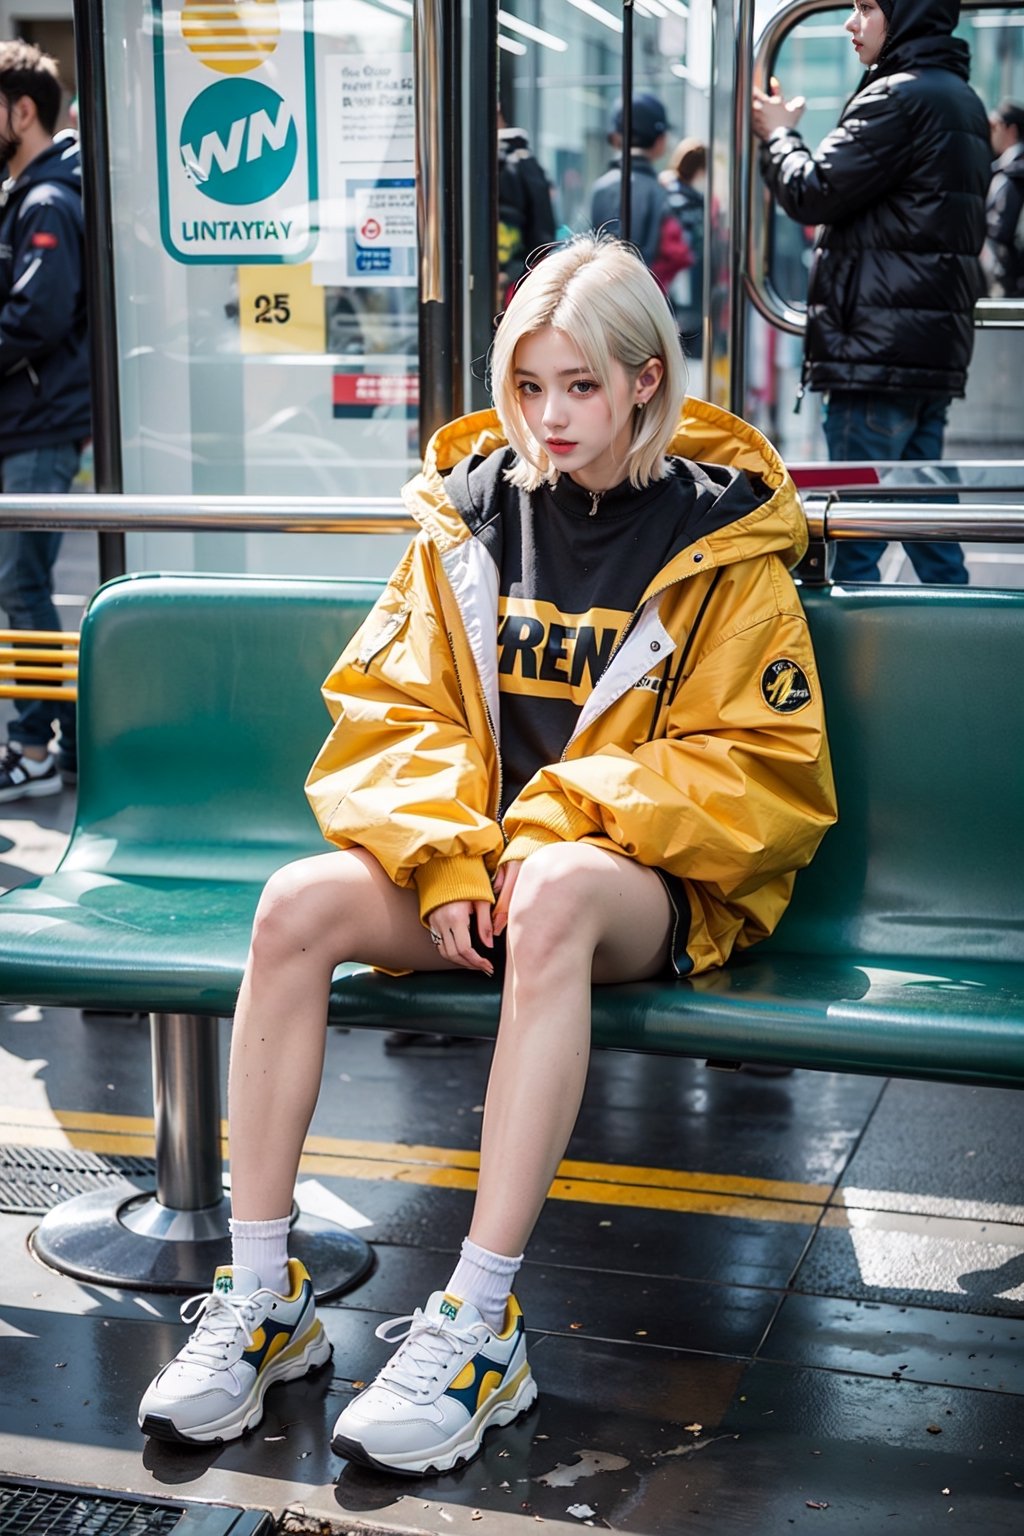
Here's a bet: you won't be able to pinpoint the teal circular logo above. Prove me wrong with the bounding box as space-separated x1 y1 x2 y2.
179 78 297 206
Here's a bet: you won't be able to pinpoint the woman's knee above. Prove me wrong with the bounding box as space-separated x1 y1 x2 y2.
505 845 596 966
249 857 348 968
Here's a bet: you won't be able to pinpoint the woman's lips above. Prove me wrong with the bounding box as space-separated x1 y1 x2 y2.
546 439 577 455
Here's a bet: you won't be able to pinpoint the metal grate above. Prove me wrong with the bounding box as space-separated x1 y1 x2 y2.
0 1145 155 1215
0 1483 182 1536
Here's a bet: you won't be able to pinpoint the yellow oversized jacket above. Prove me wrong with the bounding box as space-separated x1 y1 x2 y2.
306 400 837 975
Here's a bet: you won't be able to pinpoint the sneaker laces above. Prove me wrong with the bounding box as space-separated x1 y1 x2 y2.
374 1308 488 1398
175 1288 263 1372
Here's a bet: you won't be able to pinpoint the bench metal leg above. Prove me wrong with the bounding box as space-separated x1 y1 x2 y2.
31 1012 374 1299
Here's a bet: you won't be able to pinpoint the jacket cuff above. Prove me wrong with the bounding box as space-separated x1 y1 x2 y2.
499 826 563 866
414 855 494 923
504 793 600 850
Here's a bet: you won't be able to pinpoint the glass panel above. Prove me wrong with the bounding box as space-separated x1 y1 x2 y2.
104 0 419 576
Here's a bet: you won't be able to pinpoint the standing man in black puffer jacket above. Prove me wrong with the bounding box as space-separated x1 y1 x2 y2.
752 0 991 584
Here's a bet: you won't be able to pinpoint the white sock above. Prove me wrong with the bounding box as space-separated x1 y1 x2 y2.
229 1215 290 1295
445 1236 522 1333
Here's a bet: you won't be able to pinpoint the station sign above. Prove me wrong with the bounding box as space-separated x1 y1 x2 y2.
152 0 318 264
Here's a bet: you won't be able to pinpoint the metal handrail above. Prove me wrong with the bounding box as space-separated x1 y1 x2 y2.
804 503 1024 544
0 495 418 535
0 494 1022 543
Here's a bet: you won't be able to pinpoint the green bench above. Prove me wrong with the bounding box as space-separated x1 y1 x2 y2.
0 571 1021 1295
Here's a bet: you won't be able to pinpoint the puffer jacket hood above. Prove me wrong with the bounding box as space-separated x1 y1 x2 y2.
880 0 960 49
403 397 808 577
876 0 966 76
307 401 836 976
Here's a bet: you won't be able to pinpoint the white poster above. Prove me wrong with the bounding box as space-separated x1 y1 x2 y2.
313 51 416 287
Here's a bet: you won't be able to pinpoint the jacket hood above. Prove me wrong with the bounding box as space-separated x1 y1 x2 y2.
874 0 969 82
3 134 82 202
403 399 808 573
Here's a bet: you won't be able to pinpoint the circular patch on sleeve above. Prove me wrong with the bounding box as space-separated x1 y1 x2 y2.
761 658 812 713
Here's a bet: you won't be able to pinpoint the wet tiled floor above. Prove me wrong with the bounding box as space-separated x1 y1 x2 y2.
1 1001 1022 1535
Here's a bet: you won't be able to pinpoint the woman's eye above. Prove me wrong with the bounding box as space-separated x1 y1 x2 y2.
571 380 597 396
517 381 540 396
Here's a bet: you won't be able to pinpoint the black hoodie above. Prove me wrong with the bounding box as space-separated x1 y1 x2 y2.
0 134 91 455
759 0 991 398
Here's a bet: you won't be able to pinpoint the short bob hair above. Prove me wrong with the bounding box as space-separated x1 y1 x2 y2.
491 236 687 491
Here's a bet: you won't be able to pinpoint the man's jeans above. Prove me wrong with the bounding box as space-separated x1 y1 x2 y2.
0 442 81 759
822 393 968 585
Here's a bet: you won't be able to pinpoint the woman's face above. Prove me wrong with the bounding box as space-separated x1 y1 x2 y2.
846 0 888 68
512 325 660 493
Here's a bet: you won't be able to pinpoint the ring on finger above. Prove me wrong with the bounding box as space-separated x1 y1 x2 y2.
429 930 443 947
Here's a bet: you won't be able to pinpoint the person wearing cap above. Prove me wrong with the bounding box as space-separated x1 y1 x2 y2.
983 100 1024 298
751 0 991 585
590 92 692 294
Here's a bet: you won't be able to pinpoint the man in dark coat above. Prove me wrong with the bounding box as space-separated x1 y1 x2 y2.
752 0 990 583
590 94 691 292
983 100 1024 299
0 39 89 795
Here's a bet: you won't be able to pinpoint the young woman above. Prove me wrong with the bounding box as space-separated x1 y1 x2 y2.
138 236 837 1472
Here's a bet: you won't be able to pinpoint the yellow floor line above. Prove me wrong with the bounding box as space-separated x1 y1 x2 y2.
0 1105 831 1225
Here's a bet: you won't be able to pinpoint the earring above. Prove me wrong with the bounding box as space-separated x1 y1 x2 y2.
636 399 646 410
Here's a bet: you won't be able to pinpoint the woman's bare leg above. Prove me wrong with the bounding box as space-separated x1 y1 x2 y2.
229 847 454 1220
469 844 673 1257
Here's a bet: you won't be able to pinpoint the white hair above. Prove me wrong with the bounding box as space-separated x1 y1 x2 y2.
490 235 687 491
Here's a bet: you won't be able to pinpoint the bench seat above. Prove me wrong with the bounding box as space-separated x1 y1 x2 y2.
0 569 1019 1293
0 570 1020 1086
2 864 1020 1084
0 571 1021 1069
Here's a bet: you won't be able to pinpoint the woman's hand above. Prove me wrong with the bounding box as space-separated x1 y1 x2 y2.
425 898 495 975
751 77 806 142
492 861 522 938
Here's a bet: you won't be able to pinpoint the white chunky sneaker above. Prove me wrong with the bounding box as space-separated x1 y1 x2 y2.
0 744 62 803
332 1291 537 1476
138 1260 332 1445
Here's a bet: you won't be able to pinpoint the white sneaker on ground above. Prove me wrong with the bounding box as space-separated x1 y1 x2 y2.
0 744 62 802
331 1290 537 1476
138 1259 331 1445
